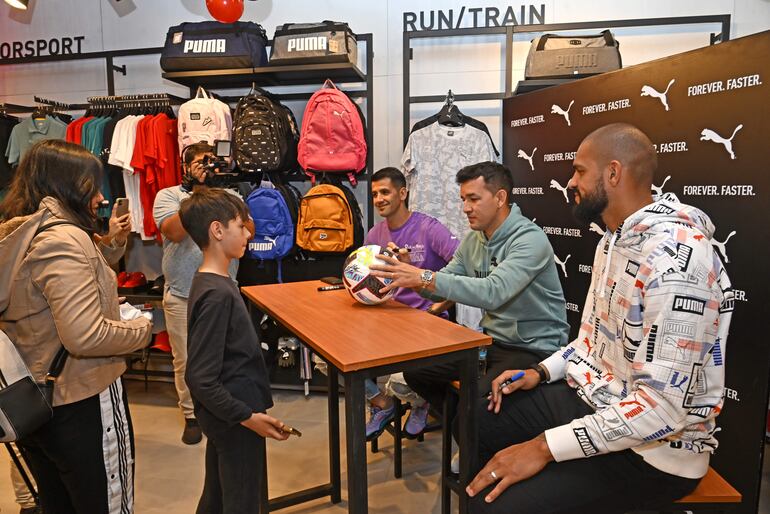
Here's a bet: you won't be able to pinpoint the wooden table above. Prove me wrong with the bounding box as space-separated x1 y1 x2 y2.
242 280 491 514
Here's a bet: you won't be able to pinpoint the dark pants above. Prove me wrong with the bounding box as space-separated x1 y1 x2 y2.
470 381 699 514
404 344 548 437
197 423 266 514
19 380 134 514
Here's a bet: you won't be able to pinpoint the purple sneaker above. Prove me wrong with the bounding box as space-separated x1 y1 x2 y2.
404 402 430 438
365 404 395 441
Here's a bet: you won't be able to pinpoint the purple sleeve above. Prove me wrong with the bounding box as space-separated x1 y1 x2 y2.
429 219 460 264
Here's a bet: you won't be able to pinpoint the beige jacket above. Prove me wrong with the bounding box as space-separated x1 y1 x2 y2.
0 197 152 406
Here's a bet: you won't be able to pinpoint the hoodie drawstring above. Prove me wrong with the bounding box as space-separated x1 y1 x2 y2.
599 231 618 298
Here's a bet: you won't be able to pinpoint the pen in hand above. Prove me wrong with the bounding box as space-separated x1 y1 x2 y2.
486 370 526 399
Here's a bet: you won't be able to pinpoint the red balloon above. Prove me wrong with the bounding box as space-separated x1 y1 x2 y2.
205 0 244 23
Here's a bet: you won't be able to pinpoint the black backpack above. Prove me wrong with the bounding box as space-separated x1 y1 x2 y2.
233 87 299 174
337 181 364 250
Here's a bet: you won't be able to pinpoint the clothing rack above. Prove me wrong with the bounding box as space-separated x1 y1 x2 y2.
402 14 732 145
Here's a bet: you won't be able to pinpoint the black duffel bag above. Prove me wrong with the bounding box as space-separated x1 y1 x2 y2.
525 30 622 79
269 21 357 66
161 21 268 72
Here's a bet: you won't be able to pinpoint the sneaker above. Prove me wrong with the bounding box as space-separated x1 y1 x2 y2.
365 404 395 441
403 402 430 439
450 451 460 475
182 418 202 445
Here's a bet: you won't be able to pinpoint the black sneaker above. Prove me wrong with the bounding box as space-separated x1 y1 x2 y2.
182 418 202 445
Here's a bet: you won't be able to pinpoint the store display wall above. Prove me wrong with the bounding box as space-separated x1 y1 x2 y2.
1 0 770 175
502 30 770 513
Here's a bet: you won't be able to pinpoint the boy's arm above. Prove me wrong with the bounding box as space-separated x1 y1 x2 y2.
185 292 256 425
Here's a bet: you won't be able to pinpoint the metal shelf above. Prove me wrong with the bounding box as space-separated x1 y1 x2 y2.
162 62 366 89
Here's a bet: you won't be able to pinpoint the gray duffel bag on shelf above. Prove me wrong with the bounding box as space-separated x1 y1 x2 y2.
525 29 622 79
269 21 358 66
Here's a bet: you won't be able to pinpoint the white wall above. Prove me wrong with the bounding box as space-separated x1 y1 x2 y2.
1 0 768 170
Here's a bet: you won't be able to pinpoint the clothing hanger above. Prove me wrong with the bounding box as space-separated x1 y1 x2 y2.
436 90 464 127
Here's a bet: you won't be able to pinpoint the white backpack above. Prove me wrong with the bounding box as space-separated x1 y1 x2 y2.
177 86 232 152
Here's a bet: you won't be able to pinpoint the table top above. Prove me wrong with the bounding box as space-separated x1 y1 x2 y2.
242 281 491 373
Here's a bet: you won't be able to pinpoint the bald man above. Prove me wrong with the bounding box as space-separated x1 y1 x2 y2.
466 123 733 513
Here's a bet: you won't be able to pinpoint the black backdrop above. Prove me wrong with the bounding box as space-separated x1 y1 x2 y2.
502 30 770 512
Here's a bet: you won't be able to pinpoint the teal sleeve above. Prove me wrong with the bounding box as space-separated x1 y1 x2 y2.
433 229 552 310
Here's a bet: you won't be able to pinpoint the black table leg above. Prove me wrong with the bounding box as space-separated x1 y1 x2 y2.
393 397 402 479
328 366 342 504
457 350 479 514
344 372 368 513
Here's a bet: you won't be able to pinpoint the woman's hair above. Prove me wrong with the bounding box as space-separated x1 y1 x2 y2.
0 139 104 231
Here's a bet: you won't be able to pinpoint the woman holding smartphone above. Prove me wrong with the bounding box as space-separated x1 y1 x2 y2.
0 139 152 514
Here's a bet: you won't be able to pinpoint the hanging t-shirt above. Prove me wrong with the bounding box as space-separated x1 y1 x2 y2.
401 122 496 240
365 211 459 312
109 115 150 239
5 115 67 166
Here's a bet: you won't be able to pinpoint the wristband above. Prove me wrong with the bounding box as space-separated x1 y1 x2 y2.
531 363 548 383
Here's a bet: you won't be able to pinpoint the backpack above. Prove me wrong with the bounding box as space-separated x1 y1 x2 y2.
297 79 367 185
296 182 363 254
178 87 232 151
244 181 302 282
233 88 299 173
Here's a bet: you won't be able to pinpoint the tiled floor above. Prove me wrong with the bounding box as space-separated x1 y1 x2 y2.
1 379 768 513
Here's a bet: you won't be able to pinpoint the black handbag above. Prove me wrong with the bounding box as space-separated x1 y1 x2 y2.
161 21 268 71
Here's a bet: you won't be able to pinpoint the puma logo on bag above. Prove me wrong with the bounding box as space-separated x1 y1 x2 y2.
517 147 537 171
551 100 575 126
700 125 743 160
641 79 675 111
549 179 570 203
183 39 226 54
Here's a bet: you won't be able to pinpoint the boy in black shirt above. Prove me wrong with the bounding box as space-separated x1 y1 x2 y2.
180 188 290 514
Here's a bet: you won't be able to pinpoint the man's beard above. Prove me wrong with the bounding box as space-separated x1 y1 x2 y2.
572 182 608 226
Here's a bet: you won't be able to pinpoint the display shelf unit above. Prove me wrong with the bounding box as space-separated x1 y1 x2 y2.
161 33 375 230
402 15 731 145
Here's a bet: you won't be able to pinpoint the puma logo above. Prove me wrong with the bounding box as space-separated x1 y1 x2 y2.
549 179 570 203
700 125 743 160
517 147 537 171
554 253 571 278
202 116 213 127
711 230 736 263
589 223 605 236
651 175 671 196
582 337 593 356
640 79 675 111
619 399 644 408
551 100 575 126
584 372 593 385
264 236 278 246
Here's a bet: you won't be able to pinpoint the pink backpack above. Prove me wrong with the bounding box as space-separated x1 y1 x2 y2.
297 80 367 185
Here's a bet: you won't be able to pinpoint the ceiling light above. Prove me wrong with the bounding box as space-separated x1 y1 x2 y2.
5 0 29 9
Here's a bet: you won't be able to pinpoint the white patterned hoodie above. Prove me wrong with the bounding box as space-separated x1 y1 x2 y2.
541 193 733 479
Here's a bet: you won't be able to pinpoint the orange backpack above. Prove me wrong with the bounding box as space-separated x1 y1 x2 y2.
295 183 363 253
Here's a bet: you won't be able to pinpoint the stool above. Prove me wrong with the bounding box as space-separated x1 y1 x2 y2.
667 467 742 512
369 397 441 478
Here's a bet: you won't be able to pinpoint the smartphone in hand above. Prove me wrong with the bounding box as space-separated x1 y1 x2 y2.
115 197 129 218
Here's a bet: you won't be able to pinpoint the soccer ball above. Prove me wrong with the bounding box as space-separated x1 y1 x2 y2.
342 245 397 305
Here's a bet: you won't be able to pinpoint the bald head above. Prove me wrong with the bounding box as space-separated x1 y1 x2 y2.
581 123 657 188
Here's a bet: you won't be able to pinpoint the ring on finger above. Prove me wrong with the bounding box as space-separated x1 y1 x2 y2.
490 470 498 480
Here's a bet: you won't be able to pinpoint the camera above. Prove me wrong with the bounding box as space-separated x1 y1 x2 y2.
201 140 231 172
202 140 240 187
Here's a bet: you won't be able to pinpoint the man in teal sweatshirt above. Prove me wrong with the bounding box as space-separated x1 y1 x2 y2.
371 161 569 426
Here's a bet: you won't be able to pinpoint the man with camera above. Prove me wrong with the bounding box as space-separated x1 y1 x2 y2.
152 141 252 444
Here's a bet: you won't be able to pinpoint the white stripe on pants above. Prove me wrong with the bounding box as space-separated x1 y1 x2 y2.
99 380 134 514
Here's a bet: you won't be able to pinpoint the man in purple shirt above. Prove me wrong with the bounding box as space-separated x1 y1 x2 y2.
364 167 459 440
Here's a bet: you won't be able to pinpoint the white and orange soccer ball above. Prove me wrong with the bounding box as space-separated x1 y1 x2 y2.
342 245 397 305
